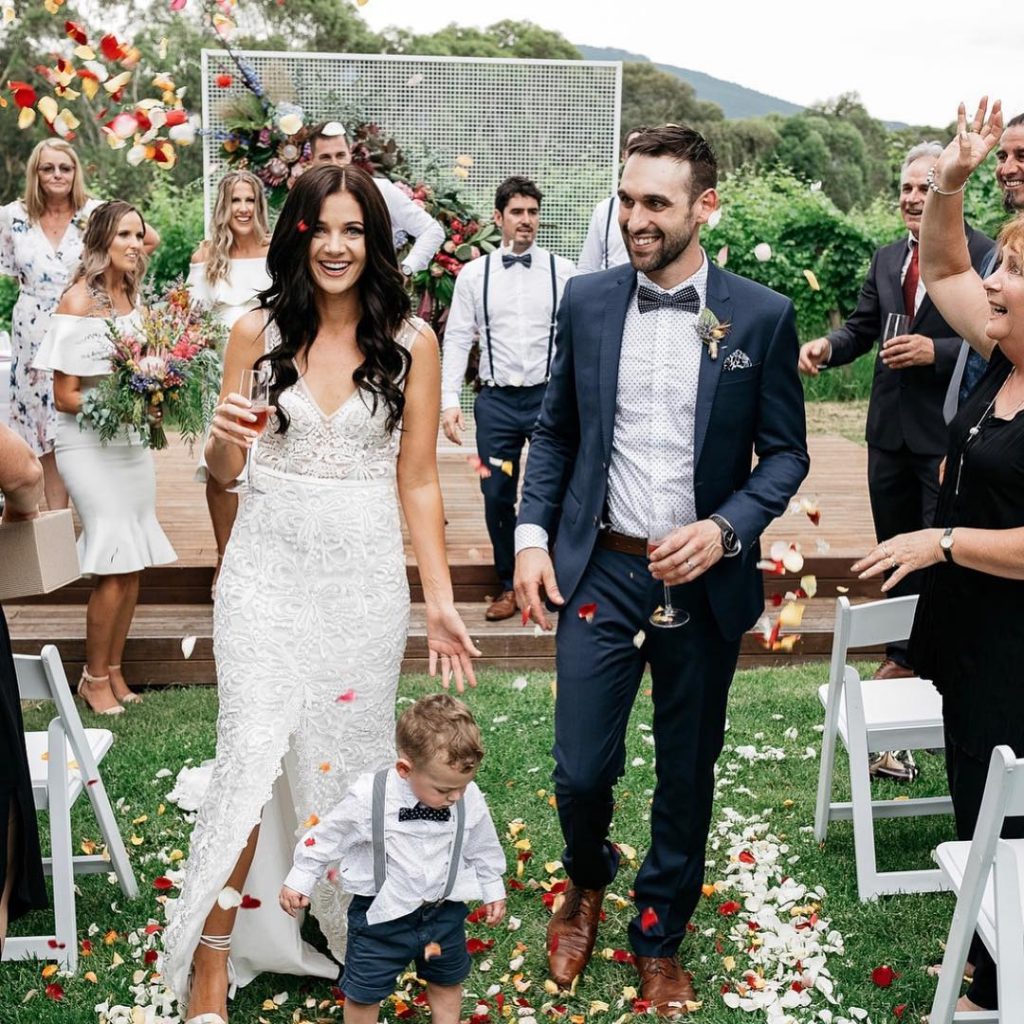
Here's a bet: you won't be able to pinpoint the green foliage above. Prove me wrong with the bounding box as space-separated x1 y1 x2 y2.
0 275 18 334
142 178 206 295
710 165 896 345
620 62 723 143
382 19 580 60
963 152 1012 241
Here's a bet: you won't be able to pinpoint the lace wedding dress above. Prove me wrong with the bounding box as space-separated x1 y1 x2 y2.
163 318 421 1003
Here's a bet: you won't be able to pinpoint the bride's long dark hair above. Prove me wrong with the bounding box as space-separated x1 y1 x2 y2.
256 164 411 434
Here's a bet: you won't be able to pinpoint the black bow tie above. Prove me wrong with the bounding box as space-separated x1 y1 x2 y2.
502 253 532 269
398 803 451 823
636 284 701 315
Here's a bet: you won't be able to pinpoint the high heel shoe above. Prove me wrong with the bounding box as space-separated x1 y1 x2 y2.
185 933 237 1024
108 665 143 704
76 669 125 716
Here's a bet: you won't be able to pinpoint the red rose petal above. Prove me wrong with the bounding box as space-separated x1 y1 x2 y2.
738 850 756 864
871 964 897 988
144 949 158 964
304 837 316 847
152 876 174 890
718 900 742 916
45 983 65 1001
640 906 659 932
335 689 356 703
577 602 597 623
466 937 494 954
240 894 261 909
215 73 233 88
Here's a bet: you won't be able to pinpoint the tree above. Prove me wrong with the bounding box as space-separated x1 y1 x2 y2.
620 62 722 142
702 118 781 175
380 19 579 60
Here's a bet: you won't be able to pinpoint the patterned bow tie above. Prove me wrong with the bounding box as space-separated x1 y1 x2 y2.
502 253 532 269
636 284 701 315
398 803 451 823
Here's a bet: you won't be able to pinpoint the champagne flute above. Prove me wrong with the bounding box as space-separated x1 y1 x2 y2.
231 366 272 492
648 518 690 629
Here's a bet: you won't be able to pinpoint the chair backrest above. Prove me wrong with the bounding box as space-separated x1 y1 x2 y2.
827 595 920 689
14 645 102 784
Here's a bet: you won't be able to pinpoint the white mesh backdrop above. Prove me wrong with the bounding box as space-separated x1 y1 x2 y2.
201 50 622 259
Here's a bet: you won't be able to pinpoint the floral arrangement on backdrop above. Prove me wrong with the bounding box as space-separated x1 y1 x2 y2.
79 283 225 450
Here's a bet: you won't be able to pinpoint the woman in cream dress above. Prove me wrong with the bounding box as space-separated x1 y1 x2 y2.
163 165 480 1024
186 172 271 595
34 201 175 713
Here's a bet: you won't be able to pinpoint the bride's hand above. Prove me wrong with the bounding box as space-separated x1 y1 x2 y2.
934 97 1004 192
209 392 267 451
426 603 482 693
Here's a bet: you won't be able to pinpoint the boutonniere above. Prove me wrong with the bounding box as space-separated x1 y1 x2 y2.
696 308 731 360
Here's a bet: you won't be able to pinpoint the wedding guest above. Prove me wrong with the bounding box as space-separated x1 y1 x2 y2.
799 143 992 781
441 177 575 621
162 165 480 1024
0 140 158 510
944 111 1024 417
0 423 47 950
309 122 444 277
279 694 506 1024
577 126 650 273
854 98 1024 1017
33 201 176 714
187 171 271 597
515 125 808 1011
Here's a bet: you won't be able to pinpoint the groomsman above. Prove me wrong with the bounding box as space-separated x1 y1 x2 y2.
441 177 575 621
944 111 1024 418
577 126 650 273
309 121 445 276
515 126 808 1010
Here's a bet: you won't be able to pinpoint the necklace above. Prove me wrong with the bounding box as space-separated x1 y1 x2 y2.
955 366 1024 495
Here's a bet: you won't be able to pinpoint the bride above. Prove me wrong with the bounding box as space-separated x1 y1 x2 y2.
162 164 480 1023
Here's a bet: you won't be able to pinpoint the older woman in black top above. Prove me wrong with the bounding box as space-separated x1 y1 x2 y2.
854 98 1024 1015
0 423 47 951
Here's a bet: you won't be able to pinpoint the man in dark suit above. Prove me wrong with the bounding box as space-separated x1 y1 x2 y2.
514 125 809 1012
799 142 993 692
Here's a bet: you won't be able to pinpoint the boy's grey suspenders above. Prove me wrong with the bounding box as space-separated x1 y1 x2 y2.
481 251 558 386
371 769 466 901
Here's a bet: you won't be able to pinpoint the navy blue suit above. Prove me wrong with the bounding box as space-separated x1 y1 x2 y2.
518 260 809 956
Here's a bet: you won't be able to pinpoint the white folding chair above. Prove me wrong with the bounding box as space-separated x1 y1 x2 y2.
2 645 138 972
930 746 1024 1023
813 595 953 899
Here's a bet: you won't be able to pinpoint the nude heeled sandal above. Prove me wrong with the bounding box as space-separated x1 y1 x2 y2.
185 933 237 1024
108 664 143 704
76 668 124 716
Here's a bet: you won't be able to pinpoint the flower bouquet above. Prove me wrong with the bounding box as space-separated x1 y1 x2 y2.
78 284 225 450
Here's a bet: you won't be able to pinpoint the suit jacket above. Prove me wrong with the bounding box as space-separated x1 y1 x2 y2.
826 224 994 455
517 261 810 642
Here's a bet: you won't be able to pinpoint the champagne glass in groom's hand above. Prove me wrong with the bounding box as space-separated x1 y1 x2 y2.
648 517 690 629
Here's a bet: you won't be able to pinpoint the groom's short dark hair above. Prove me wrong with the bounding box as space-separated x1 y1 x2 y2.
625 124 718 200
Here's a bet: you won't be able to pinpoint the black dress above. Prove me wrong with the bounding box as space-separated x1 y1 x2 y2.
0 604 47 924
910 347 1024 759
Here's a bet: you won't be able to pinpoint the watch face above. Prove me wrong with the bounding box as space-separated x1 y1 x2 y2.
940 534 953 550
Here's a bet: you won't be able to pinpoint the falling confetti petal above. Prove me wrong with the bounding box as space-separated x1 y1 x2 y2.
217 886 242 910
335 689 356 703
803 269 821 291
632 629 646 648
512 676 528 691
240 894 262 909
406 72 425 87
181 635 197 659
753 242 773 262
706 208 722 229
639 906 659 932
215 72 232 88
716 245 729 267
303 813 320 829
424 942 442 960
577 602 597 623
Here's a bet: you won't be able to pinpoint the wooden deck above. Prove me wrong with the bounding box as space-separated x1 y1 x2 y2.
7 434 889 681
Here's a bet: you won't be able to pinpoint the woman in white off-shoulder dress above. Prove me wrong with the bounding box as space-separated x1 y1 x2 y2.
186 171 271 591
162 165 480 1024
33 201 175 714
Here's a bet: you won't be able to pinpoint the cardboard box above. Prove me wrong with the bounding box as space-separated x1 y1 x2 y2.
0 509 81 601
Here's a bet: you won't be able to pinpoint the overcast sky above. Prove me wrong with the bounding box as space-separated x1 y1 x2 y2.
358 0 1021 128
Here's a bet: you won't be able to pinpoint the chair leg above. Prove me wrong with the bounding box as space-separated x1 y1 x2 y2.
87 775 138 899
47 720 78 973
995 843 1024 1024
844 719 881 899
814 703 840 843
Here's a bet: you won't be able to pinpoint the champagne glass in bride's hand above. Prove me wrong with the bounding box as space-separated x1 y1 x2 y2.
229 367 272 493
648 518 690 629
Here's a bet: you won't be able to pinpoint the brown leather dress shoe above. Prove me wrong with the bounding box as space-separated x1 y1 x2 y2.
873 658 914 680
546 882 605 987
636 956 698 1017
485 590 518 621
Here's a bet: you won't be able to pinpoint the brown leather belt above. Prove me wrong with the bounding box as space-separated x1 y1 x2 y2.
596 529 649 557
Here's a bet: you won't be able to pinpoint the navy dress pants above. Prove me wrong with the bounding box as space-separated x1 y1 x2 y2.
474 384 546 591
552 544 741 957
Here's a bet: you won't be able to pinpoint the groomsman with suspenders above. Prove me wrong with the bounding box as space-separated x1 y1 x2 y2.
441 177 575 621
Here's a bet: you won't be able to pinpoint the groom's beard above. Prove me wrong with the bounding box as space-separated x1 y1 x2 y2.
624 221 698 275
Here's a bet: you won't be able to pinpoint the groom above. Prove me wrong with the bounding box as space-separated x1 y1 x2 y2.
514 125 809 1012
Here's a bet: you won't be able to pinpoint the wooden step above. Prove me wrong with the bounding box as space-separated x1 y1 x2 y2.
5 596 881 685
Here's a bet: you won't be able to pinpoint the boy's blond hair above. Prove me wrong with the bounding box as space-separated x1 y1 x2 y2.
396 694 484 773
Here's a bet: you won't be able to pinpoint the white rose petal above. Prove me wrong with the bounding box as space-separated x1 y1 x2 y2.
216 886 242 910
511 676 528 691
706 208 722 229
753 242 773 262
277 113 303 135
180 635 197 659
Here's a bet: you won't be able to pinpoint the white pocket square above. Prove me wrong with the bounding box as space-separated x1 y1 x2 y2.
723 349 752 371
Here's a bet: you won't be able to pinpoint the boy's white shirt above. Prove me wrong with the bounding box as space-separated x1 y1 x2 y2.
284 768 507 925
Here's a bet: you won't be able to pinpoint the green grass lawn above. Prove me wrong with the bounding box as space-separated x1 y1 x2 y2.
6 665 959 1023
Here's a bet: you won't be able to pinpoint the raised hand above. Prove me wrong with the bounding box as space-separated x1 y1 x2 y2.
933 97 1004 192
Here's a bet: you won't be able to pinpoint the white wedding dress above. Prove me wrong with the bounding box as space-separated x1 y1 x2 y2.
163 317 421 1003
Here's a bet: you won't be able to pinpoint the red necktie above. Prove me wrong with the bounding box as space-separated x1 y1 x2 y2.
903 243 920 319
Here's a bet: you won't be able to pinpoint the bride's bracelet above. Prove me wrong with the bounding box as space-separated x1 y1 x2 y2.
926 165 968 196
